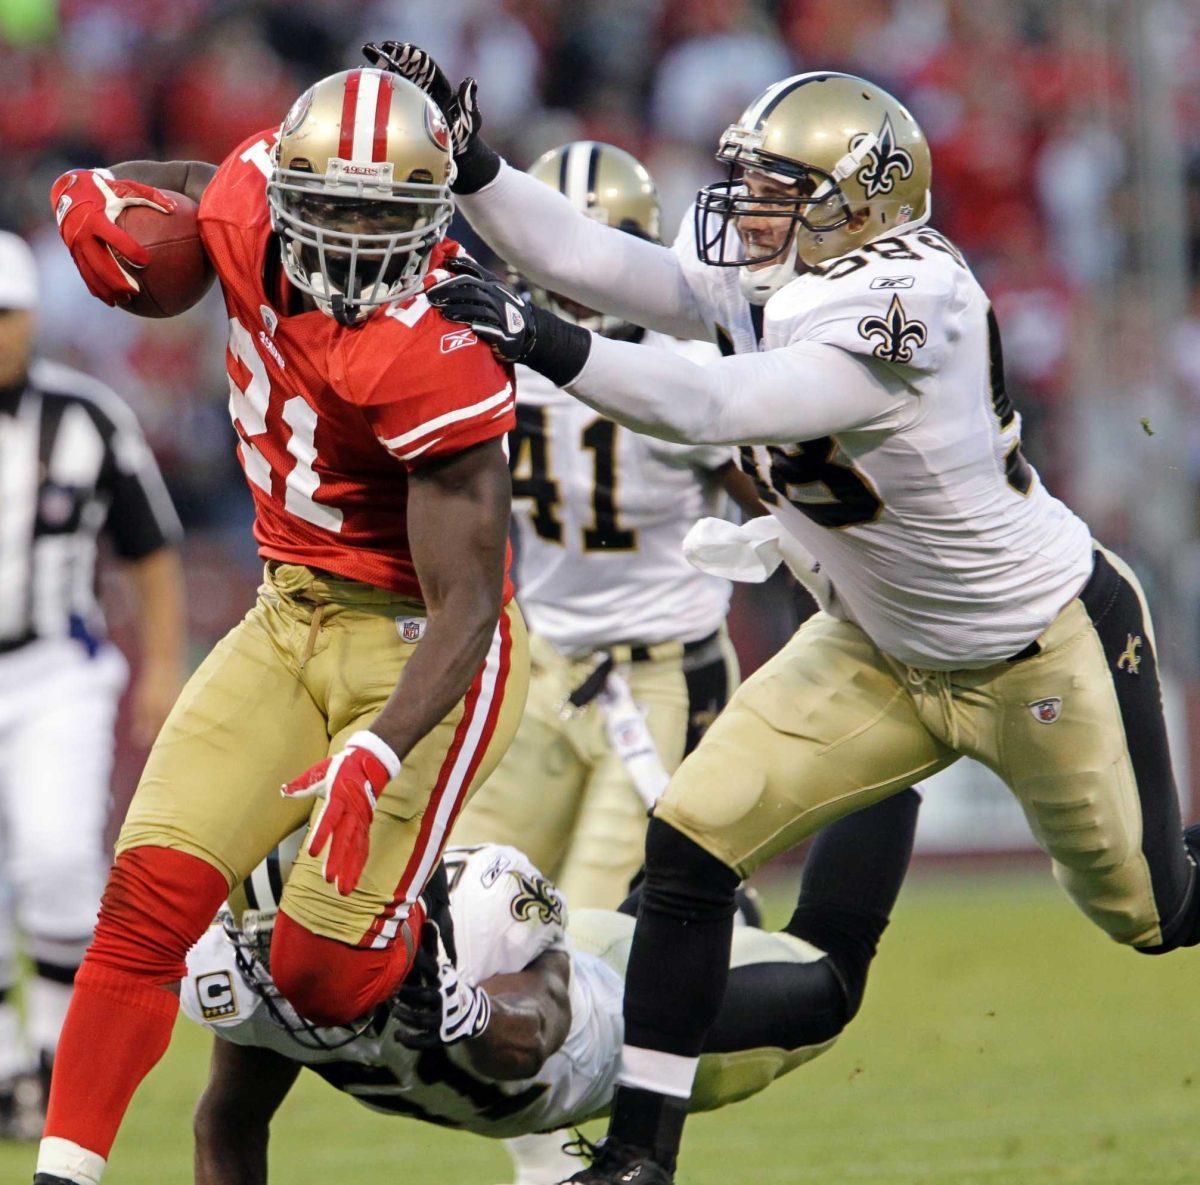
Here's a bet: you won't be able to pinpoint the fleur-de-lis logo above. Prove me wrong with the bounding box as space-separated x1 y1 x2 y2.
1117 634 1142 675
509 870 564 926
851 114 915 199
857 294 928 363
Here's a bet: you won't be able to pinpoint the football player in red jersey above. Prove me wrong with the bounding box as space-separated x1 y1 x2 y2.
35 69 539 1185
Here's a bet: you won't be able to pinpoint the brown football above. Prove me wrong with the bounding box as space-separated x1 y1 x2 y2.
115 190 215 318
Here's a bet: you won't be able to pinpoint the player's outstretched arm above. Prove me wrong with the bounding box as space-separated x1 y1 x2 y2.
366 40 706 341
463 950 572 1081
193 1037 300 1185
428 268 908 446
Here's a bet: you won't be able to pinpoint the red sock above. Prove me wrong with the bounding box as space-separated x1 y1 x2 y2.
43 847 228 1159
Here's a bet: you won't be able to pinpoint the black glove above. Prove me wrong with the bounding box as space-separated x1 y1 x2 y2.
389 917 444 1050
428 257 592 384
362 41 498 193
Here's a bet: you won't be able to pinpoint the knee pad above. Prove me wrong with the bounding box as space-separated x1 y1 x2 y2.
85 847 230 985
271 902 424 1027
642 818 740 923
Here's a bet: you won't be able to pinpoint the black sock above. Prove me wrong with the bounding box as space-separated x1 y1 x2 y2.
785 788 919 1015
612 819 739 1165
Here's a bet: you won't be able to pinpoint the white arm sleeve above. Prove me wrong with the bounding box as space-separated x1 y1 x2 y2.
568 334 910 446
458 162 709 341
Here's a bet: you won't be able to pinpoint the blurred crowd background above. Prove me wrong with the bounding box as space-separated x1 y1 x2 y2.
2 0 1199 834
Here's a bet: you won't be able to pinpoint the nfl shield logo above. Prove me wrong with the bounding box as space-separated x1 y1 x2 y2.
397 617 426 643
1029 697 1062 724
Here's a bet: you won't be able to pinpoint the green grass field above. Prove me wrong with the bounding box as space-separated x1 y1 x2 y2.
5 870 1199 1184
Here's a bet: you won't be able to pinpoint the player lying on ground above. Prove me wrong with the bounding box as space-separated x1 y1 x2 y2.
453 140 762 912
185 789 920 1185
37 68 530 1185
380 44 1200 1183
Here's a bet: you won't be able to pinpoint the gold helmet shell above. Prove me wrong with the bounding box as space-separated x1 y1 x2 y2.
524 141 660 335
695 72 931 297
267 68 455 324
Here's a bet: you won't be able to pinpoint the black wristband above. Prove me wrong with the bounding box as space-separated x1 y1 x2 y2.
523 306 592 386
451 138 502 195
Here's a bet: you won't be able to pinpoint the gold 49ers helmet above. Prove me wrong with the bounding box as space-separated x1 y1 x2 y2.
523 141 660 336
695 72 931 302
267 68 455 325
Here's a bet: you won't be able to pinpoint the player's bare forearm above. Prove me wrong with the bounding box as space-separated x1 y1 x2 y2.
718 461 769 519
465 950 572 1081
194 1038 299 1185
369 438 512 761
110 159 217 204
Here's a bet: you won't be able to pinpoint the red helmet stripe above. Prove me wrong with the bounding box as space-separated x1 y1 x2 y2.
339 69 362 159
372 73 393 162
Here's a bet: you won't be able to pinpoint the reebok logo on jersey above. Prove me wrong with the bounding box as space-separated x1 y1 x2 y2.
870 275 915 289
1029 697 1062 724
440 327 478 354
196 971 238 1020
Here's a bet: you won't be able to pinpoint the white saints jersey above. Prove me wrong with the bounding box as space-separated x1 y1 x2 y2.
181 845 624 1138
672 214 1094 669
511 333 733 654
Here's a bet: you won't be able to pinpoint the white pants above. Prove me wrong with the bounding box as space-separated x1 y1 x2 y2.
0 638 126 973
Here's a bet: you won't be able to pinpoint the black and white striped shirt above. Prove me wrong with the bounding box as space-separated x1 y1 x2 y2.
0 359 181 652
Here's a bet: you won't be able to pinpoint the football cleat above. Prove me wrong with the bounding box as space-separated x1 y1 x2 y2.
561 1137 674 1184
33 1176 75 1184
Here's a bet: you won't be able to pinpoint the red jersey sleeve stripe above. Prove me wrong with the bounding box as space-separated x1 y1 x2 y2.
372 73 393 162
338 69 362 159
378 383 515 458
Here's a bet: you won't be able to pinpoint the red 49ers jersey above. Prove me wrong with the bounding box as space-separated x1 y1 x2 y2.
197 129 516 599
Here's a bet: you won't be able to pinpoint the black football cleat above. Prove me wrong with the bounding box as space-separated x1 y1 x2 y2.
34 1176 76 1184
561 1137 675 1184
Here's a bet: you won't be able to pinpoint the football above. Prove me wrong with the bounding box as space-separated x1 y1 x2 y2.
115 190 215 318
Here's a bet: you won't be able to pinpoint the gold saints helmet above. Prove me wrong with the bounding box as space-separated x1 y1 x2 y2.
695 72 931 303
523 141 660 336
266 67 455 325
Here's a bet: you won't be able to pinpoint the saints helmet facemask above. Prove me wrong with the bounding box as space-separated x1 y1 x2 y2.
519 141 661 338
694 72 932 304
220 830 375 1051
267 68 456 326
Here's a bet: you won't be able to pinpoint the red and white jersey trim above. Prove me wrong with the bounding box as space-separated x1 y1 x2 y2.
339 68 394 162
362 610 514 949
379 382 515 462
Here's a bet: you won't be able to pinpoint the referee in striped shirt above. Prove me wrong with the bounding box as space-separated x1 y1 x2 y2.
0 231 186 1138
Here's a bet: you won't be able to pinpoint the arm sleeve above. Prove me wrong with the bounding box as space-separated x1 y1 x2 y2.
458 161 709 342
567 334 911 446
95 397 183 560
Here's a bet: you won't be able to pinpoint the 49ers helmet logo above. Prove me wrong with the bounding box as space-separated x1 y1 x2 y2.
850 113 915 199
281 86 314 137
425 104 451 152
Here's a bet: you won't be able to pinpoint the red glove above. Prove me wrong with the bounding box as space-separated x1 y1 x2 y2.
50 169 175 305
281 731 401 896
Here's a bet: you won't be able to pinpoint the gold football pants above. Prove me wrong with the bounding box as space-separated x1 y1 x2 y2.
657 547 1193 949
452 629 738 909
118 563 528 946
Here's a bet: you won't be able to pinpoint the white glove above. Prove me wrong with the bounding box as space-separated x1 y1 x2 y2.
683 516 835 611
437 960 492 1045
